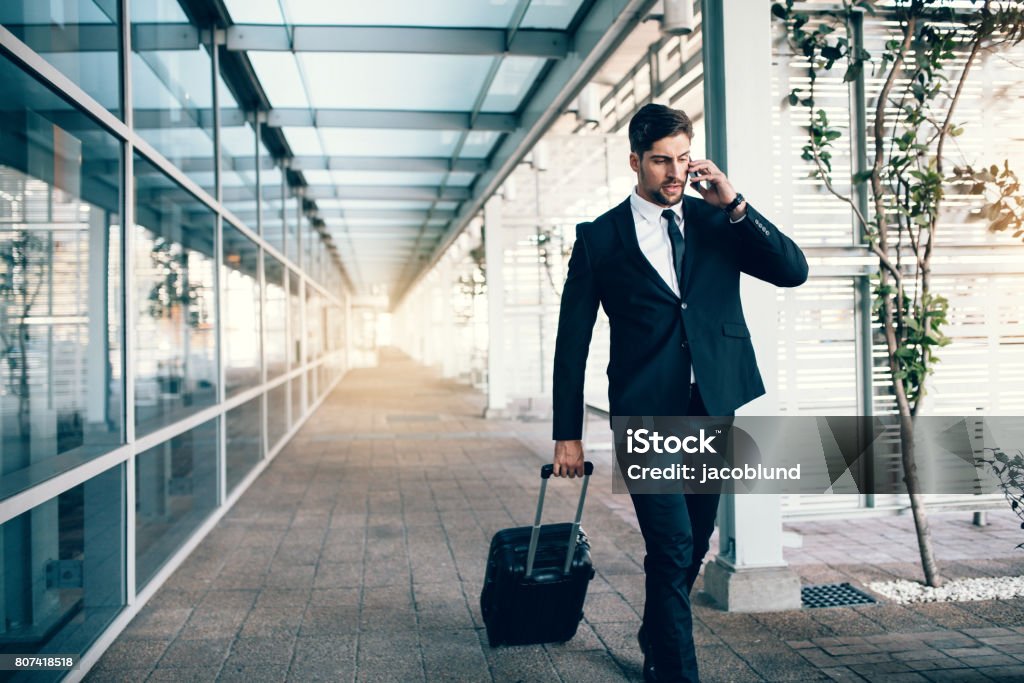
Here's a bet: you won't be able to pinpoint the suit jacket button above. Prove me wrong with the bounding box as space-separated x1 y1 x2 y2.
681 302 688 310
681 341 688 348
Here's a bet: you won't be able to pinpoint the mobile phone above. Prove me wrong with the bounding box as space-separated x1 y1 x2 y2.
688 170 705 189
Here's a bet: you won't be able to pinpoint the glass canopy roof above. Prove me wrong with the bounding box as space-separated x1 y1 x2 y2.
199 0 592 296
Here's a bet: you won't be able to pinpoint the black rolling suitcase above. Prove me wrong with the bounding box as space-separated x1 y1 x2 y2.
480 461 595 647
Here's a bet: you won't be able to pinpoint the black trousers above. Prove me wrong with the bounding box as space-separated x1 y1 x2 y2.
629 384 723 683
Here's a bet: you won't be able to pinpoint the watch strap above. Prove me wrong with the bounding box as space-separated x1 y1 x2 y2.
723 192 745 215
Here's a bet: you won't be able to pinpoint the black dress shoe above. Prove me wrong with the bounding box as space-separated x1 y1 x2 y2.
638 625 657 682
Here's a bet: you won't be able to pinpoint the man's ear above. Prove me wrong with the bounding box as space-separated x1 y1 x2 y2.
629 152 640 173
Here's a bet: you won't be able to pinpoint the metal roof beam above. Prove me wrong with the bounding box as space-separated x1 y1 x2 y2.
3 23 200 52
138 184 464 203
57 107 514 132
225 25 569 58
290 156 486 173
266 109 516 131
229 208 456 221
298 185 470 202
86 155 485 174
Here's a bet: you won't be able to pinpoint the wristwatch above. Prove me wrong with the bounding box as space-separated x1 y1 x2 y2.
723 192 745 215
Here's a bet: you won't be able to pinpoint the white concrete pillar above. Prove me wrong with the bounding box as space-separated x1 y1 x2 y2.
483 198 508 418
700 0 802 612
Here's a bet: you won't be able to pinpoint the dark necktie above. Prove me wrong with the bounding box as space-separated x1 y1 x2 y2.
662 208 684 293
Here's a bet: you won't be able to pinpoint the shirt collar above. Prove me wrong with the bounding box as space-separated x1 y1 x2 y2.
630 186 683 226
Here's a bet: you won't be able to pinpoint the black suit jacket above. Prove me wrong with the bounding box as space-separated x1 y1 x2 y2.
551 195 808 440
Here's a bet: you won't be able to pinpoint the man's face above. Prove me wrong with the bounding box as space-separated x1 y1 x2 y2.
629 133 691 207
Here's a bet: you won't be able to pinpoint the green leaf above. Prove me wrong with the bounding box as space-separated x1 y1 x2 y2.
771 3 788 20
821 45 843 61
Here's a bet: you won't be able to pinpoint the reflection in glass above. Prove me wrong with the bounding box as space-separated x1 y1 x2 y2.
0 1 122 117
218 60 257 226
225 395 262 494
289 270 302 367
261 149 285 254
264 255 287 379
267 382 288 450
0 57 123 499
131 0 214 191
135 418 217 589
133 154 217 436
285 193 300 264
0 465 124 675
291 375 303 427
307 368 316 410
306 286 322 363
222 223 261 397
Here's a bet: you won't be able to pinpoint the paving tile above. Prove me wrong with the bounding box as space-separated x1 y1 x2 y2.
920 669 996 682
92 638 169 673
147 667 221 682
287 635 357 682
157 637 232 670
121 607 193 640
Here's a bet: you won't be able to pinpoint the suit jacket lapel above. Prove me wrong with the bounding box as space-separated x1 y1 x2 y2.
613 197 680 302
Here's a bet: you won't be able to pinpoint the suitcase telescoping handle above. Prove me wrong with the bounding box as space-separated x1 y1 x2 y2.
525 461 594 579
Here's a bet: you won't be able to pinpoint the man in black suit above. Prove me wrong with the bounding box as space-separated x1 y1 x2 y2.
550 104 808 682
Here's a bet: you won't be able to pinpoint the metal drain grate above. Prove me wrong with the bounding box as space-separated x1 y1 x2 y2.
802 582 876 609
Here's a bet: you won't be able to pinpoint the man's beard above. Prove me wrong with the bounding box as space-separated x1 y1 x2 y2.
652 187 679 206
641 170 682 207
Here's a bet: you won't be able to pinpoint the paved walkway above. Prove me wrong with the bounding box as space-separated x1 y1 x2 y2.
88 349 1024 682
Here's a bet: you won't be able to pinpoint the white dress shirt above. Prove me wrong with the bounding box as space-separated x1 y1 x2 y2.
629 187 695 382
629 186 683 298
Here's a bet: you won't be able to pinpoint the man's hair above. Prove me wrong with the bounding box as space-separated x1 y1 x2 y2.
628 104 693 156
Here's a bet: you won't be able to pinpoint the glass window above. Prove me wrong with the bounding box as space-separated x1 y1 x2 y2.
267 381 287 450
289 270 302 368
0 465 124 673
463 131 500 158
133 154 217 436
131 0 215 192
306 367 315 409
261 146 285 254
279 127 321 157
135 418 217 589
285 192 300 264
0 1 122 117
226 1 520 27
314 128 463 158
225 394 262 493
219 60 257 226
264 255 287 379
0 55 123 500
222 222 261 397
523 0 586 29
318 362 329 399
305 286 322 363
303 215 315 272
482 57 545 112
296 53 492 111
291 374 303 426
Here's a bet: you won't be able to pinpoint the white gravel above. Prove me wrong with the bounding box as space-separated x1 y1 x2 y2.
868 575 1024 604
